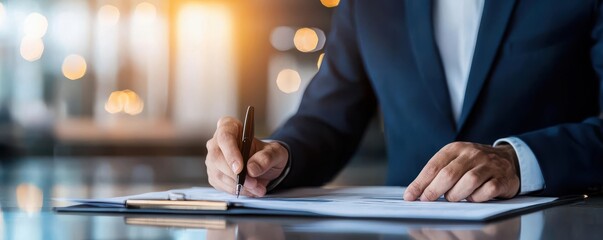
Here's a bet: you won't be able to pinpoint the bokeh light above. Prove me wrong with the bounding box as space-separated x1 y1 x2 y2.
98 5 120 26
270 26 295 51
294 28 319 53
16 183 43 215
105 91 127 114
123 90 144 115
276 69 302 94
317 53 325 69
320 0 340 8
62 54 88 80
20 36 44 62
105 90 144 115
23 12 48 38
134 2 157 24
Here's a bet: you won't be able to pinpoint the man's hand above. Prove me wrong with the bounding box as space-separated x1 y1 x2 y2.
205 117 289 197
403 142 520 202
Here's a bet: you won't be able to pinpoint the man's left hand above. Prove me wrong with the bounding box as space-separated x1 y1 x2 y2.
403 142 520 202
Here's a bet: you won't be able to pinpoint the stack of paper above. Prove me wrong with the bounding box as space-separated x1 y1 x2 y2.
56 186 559 221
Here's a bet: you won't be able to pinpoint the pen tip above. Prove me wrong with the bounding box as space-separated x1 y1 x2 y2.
235 184 242 198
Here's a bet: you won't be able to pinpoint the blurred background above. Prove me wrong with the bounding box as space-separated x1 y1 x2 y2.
0 0 357 156
0 0 387 211
0 1 383 238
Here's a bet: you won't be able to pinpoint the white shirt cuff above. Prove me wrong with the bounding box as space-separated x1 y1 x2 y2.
494 137 545 195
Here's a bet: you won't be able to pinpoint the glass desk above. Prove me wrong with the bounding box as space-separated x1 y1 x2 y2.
1 157 601 240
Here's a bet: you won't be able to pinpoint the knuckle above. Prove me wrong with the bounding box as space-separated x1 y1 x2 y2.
447 142 464 150
206 139 216 150
468 148 482 158
423 165 439 177
217 130 234 142
254 151 272 167
465 171 480 185
439 167 456 180
217 116 234 127
486 181 501 196
268 142 282 153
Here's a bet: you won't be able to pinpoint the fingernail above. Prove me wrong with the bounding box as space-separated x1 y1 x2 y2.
231 162 239 173
248 162 261 176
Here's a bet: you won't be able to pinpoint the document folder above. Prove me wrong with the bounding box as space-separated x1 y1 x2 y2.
54 186 582 222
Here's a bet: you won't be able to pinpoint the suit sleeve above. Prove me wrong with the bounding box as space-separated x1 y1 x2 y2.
516 2 603 196
269 1 377 190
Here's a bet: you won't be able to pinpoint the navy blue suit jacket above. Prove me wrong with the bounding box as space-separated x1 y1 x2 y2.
271 0 603 196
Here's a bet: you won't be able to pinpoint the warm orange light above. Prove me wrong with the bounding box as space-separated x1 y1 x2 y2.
294 28 319 53
105 91 126 113
104 90 144 115
122 90 144 115
23 12 48 38
134 2 157 24
16 183 43 215
320 0 340 8
276 69 302 94
317 53 325 69
20 36 44 62
62 54 87 80
178 3 205 41
98 5 120 26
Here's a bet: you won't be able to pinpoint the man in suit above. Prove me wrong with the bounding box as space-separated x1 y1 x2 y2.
205 0 603 202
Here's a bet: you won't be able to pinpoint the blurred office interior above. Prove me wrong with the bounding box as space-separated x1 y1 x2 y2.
0 0 344 155
0 0 386 208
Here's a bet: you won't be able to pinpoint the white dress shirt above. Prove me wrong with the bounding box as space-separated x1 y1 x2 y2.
434 0 545 194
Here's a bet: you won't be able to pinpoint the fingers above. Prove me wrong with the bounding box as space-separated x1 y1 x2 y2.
215 117 244 174
206 149 265 197
207 117 270 197
404 142 520 203
404 142 463 201
444 166 492 202
467 179 506 202
419 159 469 201
207 140 237 177
207 168 265 197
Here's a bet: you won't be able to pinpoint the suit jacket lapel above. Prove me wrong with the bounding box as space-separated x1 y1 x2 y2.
457 0 518 131
405 0 455 130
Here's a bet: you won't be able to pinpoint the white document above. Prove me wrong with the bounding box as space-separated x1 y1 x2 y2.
57 186 557 221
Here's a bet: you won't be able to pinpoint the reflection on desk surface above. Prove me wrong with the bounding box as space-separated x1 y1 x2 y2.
1 157 603 240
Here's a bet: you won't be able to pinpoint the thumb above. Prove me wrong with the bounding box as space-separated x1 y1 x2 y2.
247 142 288 178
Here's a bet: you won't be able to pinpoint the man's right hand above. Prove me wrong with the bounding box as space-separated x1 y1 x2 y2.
205 117 289 197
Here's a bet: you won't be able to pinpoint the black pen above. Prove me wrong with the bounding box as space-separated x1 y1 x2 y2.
235 106 254 198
